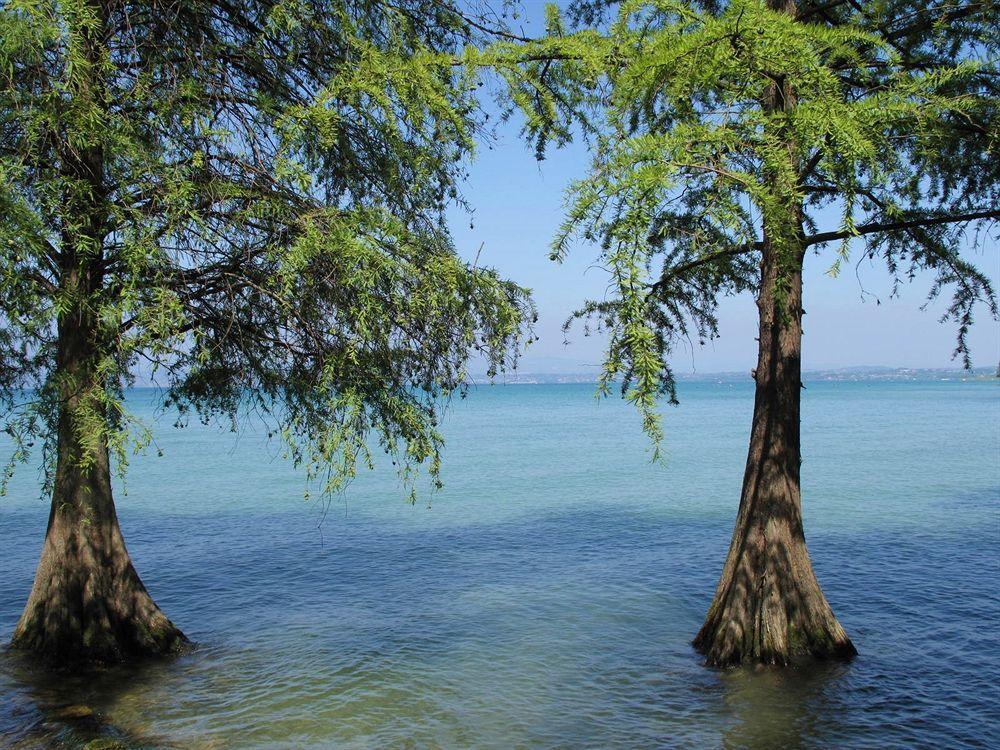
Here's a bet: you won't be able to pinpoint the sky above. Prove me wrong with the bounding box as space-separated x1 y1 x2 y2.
446 4 1000 375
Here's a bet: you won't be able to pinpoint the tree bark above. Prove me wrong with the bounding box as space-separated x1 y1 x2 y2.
692 235 856 666
10 306 188 665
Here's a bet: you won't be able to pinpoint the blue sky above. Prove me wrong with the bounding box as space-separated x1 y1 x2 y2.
448 5 1000 375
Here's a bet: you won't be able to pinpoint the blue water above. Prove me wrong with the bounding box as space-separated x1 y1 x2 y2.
0 379 997 749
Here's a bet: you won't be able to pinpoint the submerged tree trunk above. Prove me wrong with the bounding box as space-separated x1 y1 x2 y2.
10 312 188 665
10 445 188 665
692 236 856 666
693 0 855 667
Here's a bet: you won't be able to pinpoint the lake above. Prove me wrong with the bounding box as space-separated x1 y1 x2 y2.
1 379 998 749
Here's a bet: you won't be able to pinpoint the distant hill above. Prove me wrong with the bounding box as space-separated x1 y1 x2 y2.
473 366 998 385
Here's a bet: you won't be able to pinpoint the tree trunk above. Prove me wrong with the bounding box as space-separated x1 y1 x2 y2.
10 21 186 657
692 236 856 666
10 313 188 665
10 0 187 665
692 0 855 667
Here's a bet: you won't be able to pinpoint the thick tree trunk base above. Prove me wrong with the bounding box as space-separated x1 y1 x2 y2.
692 529 856 667
10 541 188 666
693 597 857 668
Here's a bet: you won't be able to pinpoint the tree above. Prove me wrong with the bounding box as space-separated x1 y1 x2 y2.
0 0 532 665
487 0 998 665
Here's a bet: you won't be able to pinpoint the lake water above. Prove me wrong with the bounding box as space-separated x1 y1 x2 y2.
1 379 998 749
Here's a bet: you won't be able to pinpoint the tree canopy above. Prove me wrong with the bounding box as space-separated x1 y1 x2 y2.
0 0 533 498
483 0 998 445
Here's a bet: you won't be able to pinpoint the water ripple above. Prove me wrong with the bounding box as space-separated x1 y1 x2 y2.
1 381 997 748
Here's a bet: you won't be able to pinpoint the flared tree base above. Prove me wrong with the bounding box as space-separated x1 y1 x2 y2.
692 543 856 667
11 552 188 666
693 609 857 667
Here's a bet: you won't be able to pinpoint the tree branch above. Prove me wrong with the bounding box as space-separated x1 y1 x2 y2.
647 242 762 297
803 208 1000 247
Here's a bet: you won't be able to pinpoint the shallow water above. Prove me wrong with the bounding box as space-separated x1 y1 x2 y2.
1 379 997 749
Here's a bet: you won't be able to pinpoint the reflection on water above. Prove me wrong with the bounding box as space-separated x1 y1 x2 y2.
6 635 865 750
720 662 853 750
1 381 997 748
0 651 187 748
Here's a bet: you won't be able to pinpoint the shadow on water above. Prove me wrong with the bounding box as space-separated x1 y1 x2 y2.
0 649 191 749
2 468 997 749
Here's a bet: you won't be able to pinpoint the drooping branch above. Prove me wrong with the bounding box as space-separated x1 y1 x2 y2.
643 207 997 301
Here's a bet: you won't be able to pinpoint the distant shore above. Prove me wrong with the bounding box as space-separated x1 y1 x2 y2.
476 366 999 385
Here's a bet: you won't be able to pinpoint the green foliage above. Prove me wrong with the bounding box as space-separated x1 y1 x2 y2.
0 0 533 499
488 0 998 447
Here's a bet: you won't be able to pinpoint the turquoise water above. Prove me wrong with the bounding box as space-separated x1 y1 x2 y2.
1 379 997 749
